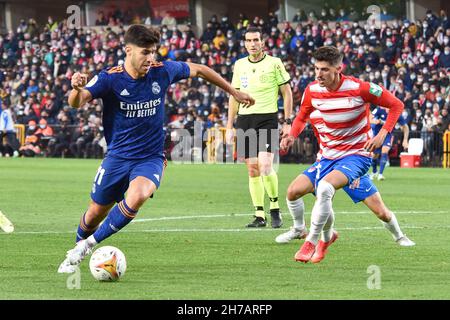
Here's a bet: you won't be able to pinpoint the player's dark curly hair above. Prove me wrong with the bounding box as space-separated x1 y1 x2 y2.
124 24 160 47
313 46 344 66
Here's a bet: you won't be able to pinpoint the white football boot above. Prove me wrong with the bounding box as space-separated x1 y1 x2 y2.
0 210 14 233
377 174 385 181
68 239 94 265
275 227 308 244
396 235 416 247
57 257 78 274
58 239 94 273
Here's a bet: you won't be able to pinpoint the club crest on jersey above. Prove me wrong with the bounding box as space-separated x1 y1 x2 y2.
152 82 161 94
240 75 249 88
369 83 383 97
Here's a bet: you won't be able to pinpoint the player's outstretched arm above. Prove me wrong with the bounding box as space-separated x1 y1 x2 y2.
186 62 255 107
68 72 93 109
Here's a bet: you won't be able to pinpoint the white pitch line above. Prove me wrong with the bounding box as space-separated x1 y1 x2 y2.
1 225 449 235
1 210 448 235
132 210 449 223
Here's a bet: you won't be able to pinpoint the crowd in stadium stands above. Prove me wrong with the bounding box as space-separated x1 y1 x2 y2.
0 7 450 160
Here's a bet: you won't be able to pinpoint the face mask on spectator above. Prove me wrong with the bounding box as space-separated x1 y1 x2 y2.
39 124 46 129
428 60 434 67
444 38 449 45
419 57 425 63
430 87 436 92
386 41 392 47
434 49 440 55
416 111 422 117
411 124 417 130
445 49 450 55
386 31 392 36
410 73 416 80
436 96 442 102
426 102 433 108
423 23 428 28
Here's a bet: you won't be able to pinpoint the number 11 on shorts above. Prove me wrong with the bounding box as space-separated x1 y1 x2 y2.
94 166 106 185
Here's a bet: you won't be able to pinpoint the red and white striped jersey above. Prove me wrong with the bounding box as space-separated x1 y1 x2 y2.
291 74 404 160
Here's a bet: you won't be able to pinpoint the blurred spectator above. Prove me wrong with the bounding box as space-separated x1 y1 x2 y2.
1 9 449 163
161 12 176 26
0 101 20 157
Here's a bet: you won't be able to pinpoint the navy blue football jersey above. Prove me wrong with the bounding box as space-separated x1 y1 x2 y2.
85 61 190 159
371 106 407 135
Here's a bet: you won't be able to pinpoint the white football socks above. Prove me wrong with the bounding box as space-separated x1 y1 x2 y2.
306 180 335 245
382 212 404 241
286 198 305 230
322 208 335 242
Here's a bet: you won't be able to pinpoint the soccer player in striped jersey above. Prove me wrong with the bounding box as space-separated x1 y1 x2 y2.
58 25 254 273
369 106 410 181
276 110 414 264
281 46 405 263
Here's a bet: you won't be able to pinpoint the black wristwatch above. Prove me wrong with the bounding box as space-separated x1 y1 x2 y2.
285 118 292 125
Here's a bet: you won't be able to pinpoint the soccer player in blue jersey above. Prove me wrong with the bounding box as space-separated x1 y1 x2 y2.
58 25 254 273
370 106 410 180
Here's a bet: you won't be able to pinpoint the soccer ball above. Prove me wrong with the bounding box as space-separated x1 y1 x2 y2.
89 246 126 281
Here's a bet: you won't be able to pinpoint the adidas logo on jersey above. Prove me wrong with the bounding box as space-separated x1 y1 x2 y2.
120 89 130 96
153 174 160 182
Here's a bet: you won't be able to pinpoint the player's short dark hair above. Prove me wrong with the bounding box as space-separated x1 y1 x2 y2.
313 46 344 66
244 26 263 40
124 24 160 47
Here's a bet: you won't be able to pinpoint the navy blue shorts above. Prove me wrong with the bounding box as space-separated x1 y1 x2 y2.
90 155 166 205
303 161 378 203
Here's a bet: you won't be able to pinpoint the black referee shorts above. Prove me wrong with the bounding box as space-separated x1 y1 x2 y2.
235 112 279 159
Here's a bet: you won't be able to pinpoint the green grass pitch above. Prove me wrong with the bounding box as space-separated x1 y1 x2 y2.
1 158 449 299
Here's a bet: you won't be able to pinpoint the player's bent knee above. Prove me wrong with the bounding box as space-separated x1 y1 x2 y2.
316 180 335 200
286 187 299 201
246 164 260 177
377 209 391 222
259 164 273 176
